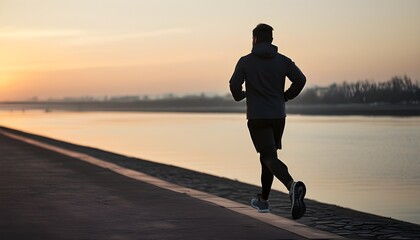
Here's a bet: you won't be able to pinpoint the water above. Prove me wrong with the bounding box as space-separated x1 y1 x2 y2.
0 110 419 224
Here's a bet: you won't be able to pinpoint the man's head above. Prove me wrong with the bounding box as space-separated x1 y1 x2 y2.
252 23 273 44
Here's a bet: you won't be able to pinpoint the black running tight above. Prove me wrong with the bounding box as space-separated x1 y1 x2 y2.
247 119 294 200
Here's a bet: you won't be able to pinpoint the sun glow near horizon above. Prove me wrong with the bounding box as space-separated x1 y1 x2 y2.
1 0 419 101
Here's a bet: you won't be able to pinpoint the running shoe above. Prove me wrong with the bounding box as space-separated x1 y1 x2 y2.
251 194 270 213
289 181 306 219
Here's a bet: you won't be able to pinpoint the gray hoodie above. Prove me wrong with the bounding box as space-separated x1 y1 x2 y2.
229 43 306 119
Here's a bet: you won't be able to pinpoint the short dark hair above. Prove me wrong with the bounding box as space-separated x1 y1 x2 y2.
253 23 273 43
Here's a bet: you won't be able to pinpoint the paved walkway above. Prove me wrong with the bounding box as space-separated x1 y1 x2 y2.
0 131 343 240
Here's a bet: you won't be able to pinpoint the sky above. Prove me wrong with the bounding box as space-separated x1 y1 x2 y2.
0 0 419 101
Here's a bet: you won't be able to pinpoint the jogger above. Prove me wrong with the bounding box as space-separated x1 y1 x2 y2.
229 23 307 219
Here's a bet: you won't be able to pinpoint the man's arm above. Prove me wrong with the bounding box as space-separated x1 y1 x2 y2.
229 58 246 101
285 60 306 101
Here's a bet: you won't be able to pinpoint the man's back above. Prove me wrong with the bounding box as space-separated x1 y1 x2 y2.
229 42 306 119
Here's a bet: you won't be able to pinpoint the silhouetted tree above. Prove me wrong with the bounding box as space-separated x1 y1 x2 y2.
294 76 419 104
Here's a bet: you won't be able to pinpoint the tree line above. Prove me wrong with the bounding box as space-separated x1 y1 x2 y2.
293 76 419 104
14 76 418 106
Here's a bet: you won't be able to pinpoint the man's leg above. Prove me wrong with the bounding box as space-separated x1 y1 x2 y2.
248 119 306 219
259 146 293 189
260 160 273 200
248 119 293 191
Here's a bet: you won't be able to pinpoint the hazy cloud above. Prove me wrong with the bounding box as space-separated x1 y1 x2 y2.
68 28 190 45
0 26 190 45
0 27 87 39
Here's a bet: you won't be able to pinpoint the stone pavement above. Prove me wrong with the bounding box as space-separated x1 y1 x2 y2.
0 130 342 240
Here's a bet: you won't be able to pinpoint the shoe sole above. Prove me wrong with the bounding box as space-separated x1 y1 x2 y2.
291 181 306 219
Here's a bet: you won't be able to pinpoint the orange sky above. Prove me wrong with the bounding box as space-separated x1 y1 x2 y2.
1 0 419 100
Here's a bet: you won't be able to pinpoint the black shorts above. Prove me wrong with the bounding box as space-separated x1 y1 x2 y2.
247 118 286 153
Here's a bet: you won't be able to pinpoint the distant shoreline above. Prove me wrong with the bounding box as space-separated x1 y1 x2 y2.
1 101 420 116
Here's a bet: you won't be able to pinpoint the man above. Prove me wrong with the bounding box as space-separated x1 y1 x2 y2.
229 23 307 219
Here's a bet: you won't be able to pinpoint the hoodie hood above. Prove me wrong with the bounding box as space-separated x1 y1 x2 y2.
251 43 278 58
